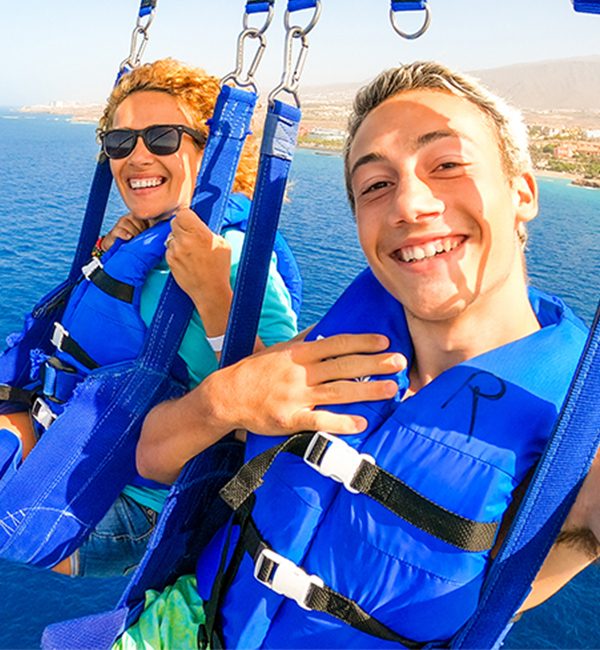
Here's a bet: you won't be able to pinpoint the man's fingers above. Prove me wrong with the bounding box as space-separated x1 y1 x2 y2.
312 378 399 406
294 333 392 363
309 351 406 385
294 409 368 436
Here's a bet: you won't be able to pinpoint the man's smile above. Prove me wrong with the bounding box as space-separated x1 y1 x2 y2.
392 235 466 264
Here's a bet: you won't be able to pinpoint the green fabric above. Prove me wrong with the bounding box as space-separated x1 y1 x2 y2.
124 227 298 514
113 575 205 650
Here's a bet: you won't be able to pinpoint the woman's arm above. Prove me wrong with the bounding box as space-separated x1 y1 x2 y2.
136 334 406 483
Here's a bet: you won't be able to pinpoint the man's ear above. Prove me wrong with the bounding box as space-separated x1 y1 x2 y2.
513 170 539 224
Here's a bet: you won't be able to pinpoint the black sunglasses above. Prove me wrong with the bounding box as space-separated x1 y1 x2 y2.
99 124 206 160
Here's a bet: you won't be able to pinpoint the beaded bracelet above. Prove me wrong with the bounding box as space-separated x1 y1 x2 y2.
91 236 105 258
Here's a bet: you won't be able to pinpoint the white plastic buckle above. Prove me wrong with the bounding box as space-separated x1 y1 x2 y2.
304 431 375 494
254 548 324 610
31 397 57 430
81 256 103 280
51 322 69 351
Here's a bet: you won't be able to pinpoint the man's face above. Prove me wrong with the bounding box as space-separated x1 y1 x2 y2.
348 89 538 323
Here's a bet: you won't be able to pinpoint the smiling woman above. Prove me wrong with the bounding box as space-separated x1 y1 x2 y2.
0 58 299 579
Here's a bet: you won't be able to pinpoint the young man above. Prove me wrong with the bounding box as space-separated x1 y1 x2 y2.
125 61 599 648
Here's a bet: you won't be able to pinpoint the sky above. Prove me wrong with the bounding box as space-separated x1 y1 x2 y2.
0 0 598 106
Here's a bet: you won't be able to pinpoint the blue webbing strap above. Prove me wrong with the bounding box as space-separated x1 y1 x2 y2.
573 0 600 13
139 0 157 17
67 159 113 282
391 1 427 10
112 97 301 622
221 99 301 366
139 85 258 373
191 85 257 233
288 0 318 10
246 0 275 13
451 301 600 649
68 0 157 281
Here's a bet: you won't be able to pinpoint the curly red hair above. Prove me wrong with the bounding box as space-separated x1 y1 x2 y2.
99 58 257 198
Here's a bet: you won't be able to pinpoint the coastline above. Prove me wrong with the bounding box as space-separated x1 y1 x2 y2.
296 146 599 188
534 169 577 181
535 169 600 189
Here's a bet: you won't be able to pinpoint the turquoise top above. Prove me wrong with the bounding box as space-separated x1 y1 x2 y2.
122 227 298 512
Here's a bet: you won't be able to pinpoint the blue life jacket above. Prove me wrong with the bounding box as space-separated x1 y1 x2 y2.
29 193 300 434
0 193 301 567
196 268 588 649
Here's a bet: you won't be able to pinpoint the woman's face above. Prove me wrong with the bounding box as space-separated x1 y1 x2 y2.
109 90 203 220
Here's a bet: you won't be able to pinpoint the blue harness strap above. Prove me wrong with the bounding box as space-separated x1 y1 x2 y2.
288 0 319 10
573 0 600 13
451 301 600 649
138 84 259 373
222 99 301 366
68 159 113 283
246 0 275 14
192 84 257 232
139 0 157 17
70 0 158 279
391 1 428 11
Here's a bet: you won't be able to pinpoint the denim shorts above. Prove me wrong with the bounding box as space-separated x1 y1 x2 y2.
70 493 158 578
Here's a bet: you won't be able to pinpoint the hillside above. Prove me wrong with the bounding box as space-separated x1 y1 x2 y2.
472 56 600 111
300 57 600 131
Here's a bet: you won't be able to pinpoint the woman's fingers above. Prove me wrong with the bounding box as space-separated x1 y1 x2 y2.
102 214 149 250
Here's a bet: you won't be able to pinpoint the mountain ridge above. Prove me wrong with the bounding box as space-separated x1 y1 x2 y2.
302 56 600 112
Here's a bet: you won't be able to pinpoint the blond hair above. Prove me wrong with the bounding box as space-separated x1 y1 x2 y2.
99 58 257 197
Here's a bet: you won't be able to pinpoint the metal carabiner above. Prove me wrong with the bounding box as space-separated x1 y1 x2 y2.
267 26 309 108
118 8 156 73
267 1 322 107
389 3 431 40
221 28 267 92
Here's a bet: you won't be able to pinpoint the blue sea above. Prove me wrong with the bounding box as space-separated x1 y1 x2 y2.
0 109 598 649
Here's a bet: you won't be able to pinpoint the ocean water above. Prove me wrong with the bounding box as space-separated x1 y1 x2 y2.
0 110 598 648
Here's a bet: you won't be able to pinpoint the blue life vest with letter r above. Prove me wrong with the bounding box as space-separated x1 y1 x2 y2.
196 268 588 648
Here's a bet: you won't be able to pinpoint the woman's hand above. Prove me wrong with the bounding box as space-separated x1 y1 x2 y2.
165 207 233 337
102 213 150 251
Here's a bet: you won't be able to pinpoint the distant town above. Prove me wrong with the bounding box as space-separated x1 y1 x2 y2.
19 94 600 189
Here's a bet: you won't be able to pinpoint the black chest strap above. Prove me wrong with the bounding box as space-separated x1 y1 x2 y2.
82 257 135 303
220 431 498 552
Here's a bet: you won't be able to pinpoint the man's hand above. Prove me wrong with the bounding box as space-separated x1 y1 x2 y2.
206 333 406 436
137 333 407 483
102 213 150 251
